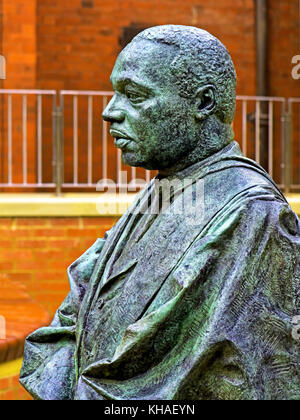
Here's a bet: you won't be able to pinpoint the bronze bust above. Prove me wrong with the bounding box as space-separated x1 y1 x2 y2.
20 25 300 400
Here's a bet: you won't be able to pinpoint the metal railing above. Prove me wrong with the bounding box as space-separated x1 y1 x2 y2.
0 89 57 189
287 98 300 191
58 90 153 194
235 95 289 191
0 90 296 194
236 95 285 177
59 90 112 190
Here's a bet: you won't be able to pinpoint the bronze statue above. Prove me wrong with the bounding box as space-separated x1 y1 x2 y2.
20 25 300 400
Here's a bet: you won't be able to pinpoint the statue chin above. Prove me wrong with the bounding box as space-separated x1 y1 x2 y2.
121 152 154 170
121 152 142 168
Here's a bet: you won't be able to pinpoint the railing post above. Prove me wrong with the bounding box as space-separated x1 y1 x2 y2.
283 101 292 194
53 105 63 196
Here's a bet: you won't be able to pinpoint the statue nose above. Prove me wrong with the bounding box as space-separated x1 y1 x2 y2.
102 108 125 123
102 96 125 123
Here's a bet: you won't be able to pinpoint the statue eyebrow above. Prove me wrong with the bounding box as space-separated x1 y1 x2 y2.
111 76 154 94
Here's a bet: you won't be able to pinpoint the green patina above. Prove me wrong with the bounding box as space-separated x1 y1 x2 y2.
20 25 300 400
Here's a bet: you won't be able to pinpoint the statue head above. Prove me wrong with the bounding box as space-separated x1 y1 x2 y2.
102 25 236 174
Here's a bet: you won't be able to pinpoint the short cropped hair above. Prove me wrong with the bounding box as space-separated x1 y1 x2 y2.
133 25 237 125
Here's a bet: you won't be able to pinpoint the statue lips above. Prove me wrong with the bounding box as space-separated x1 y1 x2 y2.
110 129 135 150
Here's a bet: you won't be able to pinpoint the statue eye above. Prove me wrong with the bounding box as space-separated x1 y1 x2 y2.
125 87 145 104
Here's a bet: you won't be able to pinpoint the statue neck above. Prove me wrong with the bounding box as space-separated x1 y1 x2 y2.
159 121 233 177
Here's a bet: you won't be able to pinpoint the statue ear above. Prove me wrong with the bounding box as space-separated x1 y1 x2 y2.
194 85 216 121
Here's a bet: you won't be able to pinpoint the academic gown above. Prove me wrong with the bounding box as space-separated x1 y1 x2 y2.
20 141 300 400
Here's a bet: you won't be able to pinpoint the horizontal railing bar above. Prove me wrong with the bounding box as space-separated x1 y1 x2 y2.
60 90 113 96
236 95 285 102
0 89 56 95
0 91 287 100
60 93 287 101
0 92 291 101
0 183 287 190
288 98 300 104
0 184 56 188
62 183 147 188
62 184 107 187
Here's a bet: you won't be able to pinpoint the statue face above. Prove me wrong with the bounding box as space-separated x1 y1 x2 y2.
102 39 199 170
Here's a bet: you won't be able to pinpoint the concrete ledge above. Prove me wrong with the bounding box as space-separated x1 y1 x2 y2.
0 193 299 217
0 193 137 217
0 358 22 380
286 194 300 216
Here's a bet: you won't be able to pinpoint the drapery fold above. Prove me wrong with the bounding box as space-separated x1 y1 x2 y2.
20 142 300 400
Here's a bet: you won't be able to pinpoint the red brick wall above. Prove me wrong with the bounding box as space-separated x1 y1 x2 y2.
0 215 117 401
268 0 300 185
0 0 2 84
0 216 117 316
0 374 31 400
0 0 38 189
35 0 256 94
268 0 299 97
1 0 36 89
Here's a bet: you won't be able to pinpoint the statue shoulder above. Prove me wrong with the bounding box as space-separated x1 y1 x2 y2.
67 237 106 287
